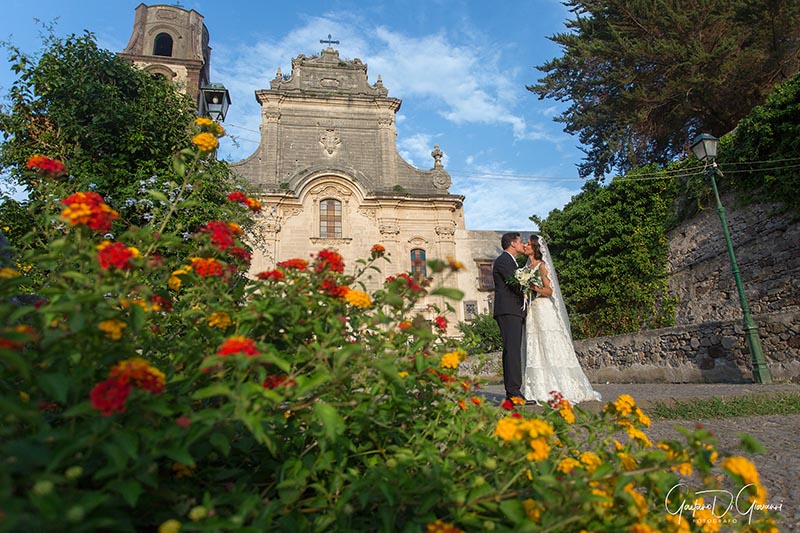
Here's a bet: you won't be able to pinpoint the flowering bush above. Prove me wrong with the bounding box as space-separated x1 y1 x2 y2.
0 135 780 532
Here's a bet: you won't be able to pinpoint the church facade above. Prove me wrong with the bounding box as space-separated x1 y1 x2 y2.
121 5 508 334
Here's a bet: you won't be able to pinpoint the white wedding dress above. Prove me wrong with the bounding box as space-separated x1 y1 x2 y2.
521 246 601 404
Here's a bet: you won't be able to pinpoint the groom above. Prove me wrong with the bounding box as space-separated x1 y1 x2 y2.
492 232 526 401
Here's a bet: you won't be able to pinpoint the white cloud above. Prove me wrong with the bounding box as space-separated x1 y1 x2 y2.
450 162 580 230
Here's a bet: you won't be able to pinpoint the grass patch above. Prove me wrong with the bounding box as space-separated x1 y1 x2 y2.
648 393 800 420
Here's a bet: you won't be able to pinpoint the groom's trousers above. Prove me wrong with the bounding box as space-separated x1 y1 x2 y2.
495 314 524 399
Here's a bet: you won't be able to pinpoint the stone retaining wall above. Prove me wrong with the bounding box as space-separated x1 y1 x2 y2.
575 310 800 383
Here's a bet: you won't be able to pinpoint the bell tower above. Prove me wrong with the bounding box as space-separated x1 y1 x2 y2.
118 3 211 103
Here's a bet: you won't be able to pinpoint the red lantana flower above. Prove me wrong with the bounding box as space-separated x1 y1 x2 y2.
262 374 298 389
226 191 248 203
190 257 224 277
226 191 262 212
434 316 448 332
257 269 285 281
277 258 308 270
245 197 262 212
26 155 66 177
370 244 386 258
201 220 243 252
109 357 166 394
314 249 345 273
321 279 349 298
90 378 131 416
149 294 172 312
97 241 139 270
60 192 119 233
217 336 259 357
229 246 252 264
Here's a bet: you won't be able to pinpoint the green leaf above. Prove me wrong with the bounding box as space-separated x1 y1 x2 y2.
129 303 147 332
192 383 232 400
112 431 138 460
209 432 231 456
109 478 143 507
429 287 464 300
162 447 195 467
0 350 30 380
37 373 70 403
499 498 525 523
146 189 169 203
738 433 766 454
313 403 345 441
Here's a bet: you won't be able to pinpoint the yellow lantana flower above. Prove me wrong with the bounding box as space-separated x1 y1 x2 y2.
344 289 372 308
207 311 232 329
98 319 126 340
192 132 219 152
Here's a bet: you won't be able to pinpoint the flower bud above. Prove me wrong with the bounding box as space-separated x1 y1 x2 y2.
66 506 85 522
188 506 208 521
65 466 83 480
32 480 54 496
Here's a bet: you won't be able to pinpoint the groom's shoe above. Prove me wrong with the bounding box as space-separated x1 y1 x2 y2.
524 399 539 406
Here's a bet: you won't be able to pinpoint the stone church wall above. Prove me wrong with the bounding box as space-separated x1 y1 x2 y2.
574 194 800 383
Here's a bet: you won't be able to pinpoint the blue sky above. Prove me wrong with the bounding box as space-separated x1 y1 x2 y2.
1 0 589 231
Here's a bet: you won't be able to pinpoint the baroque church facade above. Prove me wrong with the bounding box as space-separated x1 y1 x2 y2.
120 4 508 334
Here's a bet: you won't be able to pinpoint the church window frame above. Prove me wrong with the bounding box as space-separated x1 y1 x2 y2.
153 32 174 57
319 198 342 239
410 248 427 278
476 260 494 291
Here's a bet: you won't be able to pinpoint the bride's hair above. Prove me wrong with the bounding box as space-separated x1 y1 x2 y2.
528 236 543 260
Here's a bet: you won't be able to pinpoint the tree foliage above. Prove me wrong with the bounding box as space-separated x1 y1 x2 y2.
531 0 800 179
534 169 678 338
718 71 800 215
0 31 249 237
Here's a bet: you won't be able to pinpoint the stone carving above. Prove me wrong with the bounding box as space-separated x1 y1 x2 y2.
320 78 341 88
310 184 351 199
435 223 456 236
264 110 280 123
319 127 341 155
310 237 351 246
378 117 393 128
432 169 451 190
379 224 400 236
431 144 443 168
358 208 378 221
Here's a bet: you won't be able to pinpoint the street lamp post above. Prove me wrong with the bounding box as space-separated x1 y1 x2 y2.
690 133 772 384
199 83 231 122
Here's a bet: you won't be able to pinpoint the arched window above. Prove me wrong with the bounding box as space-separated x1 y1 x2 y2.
319 199 342 238
410 248 427 278
153 33 173 57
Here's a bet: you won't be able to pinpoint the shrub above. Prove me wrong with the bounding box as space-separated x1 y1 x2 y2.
457 312 501 355
0 125 780 532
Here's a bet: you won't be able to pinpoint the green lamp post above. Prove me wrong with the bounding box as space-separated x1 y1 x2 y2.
690 133 772 384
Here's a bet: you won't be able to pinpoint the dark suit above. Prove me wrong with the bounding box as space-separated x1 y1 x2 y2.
493 251 525 399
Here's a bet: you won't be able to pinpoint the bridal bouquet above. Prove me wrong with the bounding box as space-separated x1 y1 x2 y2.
513 266 542 295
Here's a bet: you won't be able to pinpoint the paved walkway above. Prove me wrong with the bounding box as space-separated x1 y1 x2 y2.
481 381 800 409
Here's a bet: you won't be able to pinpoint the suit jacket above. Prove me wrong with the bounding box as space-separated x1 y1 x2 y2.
492 251 524 318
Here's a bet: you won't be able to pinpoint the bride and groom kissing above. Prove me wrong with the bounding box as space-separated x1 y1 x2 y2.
492 232 601 405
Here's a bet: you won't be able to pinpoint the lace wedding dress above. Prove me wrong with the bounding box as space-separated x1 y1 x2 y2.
521 245 601 404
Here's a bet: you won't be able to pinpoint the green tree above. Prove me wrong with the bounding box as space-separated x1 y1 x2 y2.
718 71 800 214
534 168 678 338
530 0 800 179
0 31 250 237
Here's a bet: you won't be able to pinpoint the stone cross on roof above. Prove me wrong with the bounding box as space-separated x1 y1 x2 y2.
320 34 340 48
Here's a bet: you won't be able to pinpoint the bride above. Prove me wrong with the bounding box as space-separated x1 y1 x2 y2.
521 235 601 404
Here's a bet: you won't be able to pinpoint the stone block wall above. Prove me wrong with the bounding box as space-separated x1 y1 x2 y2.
575 310 800 383
575 194 799 384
